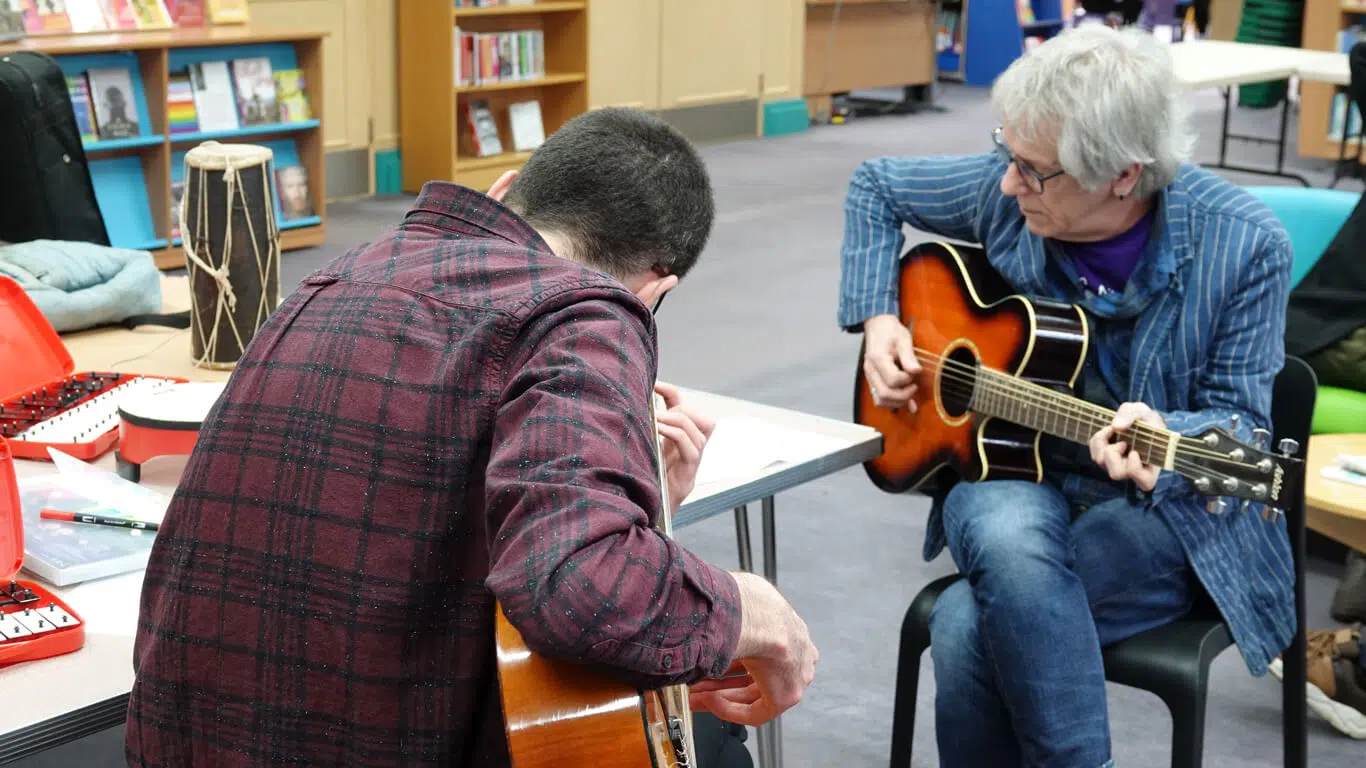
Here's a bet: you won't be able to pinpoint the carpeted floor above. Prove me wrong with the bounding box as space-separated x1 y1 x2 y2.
22 80 1364 767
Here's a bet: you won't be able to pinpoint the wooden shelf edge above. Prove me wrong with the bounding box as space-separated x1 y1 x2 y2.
152 224 325 270
457 72 586 94
453 1 585 18
0 25 329 55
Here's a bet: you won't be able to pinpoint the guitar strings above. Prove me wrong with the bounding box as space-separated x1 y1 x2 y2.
908 346 1268 468
919 368 1253 492
893 346 1271 471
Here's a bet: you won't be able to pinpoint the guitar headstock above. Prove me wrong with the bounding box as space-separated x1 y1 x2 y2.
1180 423 1304 519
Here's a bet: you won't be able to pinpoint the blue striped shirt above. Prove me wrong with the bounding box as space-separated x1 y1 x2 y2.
839 152 1295 676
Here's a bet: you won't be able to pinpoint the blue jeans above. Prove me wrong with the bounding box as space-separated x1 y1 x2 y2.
929 479 1194 768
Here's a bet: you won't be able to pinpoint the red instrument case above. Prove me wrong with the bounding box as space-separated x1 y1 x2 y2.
0 436 85 667
0 275 184 461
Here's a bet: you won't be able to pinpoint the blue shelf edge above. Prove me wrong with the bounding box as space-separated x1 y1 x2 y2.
281 215 321 230
127 238 169 252
170 120 321 144
85 134 165 152
171 216 320 243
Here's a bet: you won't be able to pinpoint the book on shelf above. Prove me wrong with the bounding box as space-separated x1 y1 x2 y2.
276 164 311 221
14 0 182 35
454 1 539 7
168 70 197 134
467 98 502 157
230 56 280 126
0 0 23 42
170 177 184 238
274 69 310 122
205 0 246 25
508 99 543 152
454 26 545 87
87 66 140 138
188 60 240 131
66 73 98 142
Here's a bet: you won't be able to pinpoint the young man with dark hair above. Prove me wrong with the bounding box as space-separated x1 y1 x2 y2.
125 107 817 768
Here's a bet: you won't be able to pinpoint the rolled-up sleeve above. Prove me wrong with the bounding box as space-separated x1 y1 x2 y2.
484 289 742 689
838 152 1005 331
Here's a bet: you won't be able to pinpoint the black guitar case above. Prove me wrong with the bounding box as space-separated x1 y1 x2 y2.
0 51 110 247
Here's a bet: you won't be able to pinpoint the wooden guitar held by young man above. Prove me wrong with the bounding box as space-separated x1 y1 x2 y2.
494 392 697 768
853 240 1303 518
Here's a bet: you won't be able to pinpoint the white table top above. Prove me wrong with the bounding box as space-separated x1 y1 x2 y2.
0 386 880 747
1168 39 1349 88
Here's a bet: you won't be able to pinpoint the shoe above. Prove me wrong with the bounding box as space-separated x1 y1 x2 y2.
1269 624 1366 739
1331 550 1366 624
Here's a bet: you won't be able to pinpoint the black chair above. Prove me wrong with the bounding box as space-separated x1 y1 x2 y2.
888 356 1315 768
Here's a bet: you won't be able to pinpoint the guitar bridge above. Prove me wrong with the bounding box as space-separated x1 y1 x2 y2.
667 716 691 766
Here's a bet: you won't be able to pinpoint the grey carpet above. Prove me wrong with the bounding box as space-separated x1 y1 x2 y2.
21 81 1363 768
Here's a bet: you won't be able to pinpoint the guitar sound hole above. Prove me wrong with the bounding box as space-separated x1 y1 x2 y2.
938 346 979 419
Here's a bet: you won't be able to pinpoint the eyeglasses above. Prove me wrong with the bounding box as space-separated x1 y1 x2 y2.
992 127 1065 194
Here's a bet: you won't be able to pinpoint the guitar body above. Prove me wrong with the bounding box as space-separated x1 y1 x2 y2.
854 241 1091 494
495 607 656 767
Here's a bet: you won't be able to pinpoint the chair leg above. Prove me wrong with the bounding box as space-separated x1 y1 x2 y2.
889 600 933 768
1160 671 1210 768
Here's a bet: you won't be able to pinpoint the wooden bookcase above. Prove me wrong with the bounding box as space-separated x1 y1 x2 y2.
1301 0 1364 161
397 1 589 194
0 26 327 270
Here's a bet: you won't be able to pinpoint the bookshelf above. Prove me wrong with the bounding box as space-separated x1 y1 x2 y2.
1300 0 1364 162
0 26 327 270
936 0 1068 86
398 0 590 194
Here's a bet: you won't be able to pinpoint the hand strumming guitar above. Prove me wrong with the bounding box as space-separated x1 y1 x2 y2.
654 381 715 512
863 314 923 412
1087 402 1167 492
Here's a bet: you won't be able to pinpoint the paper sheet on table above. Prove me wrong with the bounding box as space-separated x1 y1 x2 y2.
59 570 146 637
689 416 849 492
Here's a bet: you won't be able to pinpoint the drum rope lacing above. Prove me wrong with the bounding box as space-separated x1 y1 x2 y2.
179 147 281 369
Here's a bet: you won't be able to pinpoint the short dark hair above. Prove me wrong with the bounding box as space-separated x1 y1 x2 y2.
501 107 714 281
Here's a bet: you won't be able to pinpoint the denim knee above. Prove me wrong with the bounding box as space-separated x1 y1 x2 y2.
942 480 1072 578
928 580 983 672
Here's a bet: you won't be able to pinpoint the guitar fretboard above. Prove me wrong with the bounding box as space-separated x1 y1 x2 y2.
969 367 1173 468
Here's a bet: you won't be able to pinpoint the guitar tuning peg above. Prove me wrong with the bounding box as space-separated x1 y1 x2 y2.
1230 413 1240 432
1252 427 1271 449
1262 506 1285 522
1278 438 1299 457
1241 499 1251 515
1206 498 1227 515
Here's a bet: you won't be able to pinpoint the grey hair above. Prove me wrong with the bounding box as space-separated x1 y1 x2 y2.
990 23 1196 200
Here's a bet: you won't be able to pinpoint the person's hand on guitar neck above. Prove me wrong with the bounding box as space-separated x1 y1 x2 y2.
654 381 716 512
863 314 923 412
687 572 819 727
1088 402 1167 492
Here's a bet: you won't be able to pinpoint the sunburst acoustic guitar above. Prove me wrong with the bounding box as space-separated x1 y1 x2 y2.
494 392 698 768
853 240 1303 517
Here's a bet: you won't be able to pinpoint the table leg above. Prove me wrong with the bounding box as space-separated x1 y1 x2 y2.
734 506 754 572
1199 83 1313 186
759 496 783 767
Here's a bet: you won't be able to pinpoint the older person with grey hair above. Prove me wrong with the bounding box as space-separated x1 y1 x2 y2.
839 23 1294 767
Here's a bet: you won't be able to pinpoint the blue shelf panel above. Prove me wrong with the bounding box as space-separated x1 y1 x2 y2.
937 50 961 75
84 134 165 152
88 156 161 252
167 42 301 75
169 119 320 144
280 215 321 231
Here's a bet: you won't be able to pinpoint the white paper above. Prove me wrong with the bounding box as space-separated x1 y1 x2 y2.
1322 464 1366 488
47 447 171 524
689 416 848 492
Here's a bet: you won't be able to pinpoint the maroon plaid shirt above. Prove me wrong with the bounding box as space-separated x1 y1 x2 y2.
125 182 743 767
